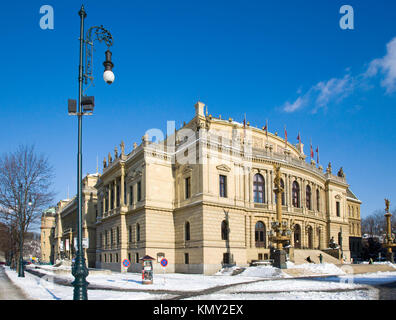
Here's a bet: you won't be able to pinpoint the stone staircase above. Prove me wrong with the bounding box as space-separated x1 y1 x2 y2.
292 249 341 265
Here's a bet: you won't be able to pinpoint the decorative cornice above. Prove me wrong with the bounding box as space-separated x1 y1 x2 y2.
216 164 231 172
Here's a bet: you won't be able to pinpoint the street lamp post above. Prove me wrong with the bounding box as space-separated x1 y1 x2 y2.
17 184 25 277
17 183 32 277
69 5 114 300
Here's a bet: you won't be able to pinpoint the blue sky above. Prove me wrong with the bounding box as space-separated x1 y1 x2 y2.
0 0 395 222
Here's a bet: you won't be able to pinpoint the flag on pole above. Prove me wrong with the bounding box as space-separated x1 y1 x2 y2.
310 141 314 159
316 146 319 164
297 132 301 144
284 126 288 148
263 120 268 139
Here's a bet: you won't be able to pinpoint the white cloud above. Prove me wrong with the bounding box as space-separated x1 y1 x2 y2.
366 37 396 93
282 74 355 113
281 36 396 113
283 96 306 113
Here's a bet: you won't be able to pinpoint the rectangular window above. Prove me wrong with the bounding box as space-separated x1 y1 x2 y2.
124 181 127 205
116 184 120 207
135 253 139 263
185 177 191 199
128 253 131 262
184 253 189 264
137 181 142 202
129 185 133 205
336 201 341 217
110 189 114 210
219 175 227 198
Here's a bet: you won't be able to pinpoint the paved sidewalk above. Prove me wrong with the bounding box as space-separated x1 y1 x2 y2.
0 266 29 300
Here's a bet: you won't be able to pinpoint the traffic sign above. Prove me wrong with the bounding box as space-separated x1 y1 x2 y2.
123 259 130 268
160 258 168 267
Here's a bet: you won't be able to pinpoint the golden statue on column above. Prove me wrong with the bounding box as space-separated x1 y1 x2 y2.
383 199 395 263
269 164 292 268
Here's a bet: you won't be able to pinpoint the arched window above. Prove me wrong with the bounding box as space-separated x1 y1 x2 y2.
306 185 312 210
292 181 300 208
253 174 265 203
316 189 320 212
294 224 301 249
221 220 229 240
275 178 285 205
307 226 313 249
185 222 190 241
136 223 140 242
255 221 266 248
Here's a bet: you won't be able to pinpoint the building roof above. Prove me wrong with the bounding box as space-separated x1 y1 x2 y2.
346 188 361 203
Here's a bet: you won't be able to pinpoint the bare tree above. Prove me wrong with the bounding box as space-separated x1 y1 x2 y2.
362 208 394 236
0 145 55 265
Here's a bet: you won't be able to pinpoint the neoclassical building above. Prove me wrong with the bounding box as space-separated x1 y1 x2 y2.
41 102 362 273
40 174 99 267
89 102 362 274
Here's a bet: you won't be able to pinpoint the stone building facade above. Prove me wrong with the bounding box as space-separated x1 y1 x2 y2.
41 102 362 274
40 207 56 264
91 102 362 274
42 174 99 268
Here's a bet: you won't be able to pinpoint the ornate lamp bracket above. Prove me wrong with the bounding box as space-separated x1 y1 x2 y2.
83 25 114 93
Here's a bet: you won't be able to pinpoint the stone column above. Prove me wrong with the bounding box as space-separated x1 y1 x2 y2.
121 164 125 206
107 184 111 213
120 163 128 272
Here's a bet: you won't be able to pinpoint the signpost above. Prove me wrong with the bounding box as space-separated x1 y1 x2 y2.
160 258 168 286
123 259 130 268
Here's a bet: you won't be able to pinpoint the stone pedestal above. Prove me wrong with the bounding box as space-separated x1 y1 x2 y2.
272 249 287 269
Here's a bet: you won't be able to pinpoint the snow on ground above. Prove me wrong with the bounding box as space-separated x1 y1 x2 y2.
5 267 171 300
27 265 262 292
290 263 346 275
185 289 378 300
11 264 395 300
235 266 289 278
224 278 366 293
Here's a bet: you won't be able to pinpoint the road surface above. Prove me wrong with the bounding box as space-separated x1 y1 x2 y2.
0 266 28 300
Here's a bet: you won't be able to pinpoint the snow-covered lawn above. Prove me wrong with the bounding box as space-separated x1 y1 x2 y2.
4 267 172 300
28 265 289 292
287 262 347 275
185 290 378 300
5 264 396 300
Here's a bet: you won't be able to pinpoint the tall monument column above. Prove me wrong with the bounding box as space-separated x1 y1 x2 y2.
383 199 395 263
269 165 292 269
